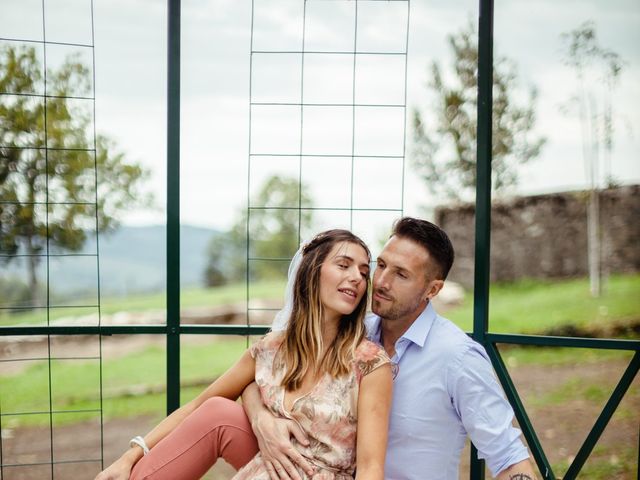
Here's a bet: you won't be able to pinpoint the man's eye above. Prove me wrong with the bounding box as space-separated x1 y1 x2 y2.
398 272 407 279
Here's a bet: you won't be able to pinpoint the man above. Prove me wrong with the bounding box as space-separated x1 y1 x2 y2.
243 217 537 480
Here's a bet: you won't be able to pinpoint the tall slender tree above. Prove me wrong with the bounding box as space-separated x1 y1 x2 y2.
560 21 624 297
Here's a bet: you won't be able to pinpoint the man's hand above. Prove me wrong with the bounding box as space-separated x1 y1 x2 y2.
252 408 315 480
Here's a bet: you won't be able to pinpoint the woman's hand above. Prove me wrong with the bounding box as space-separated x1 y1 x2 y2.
94 450 138 480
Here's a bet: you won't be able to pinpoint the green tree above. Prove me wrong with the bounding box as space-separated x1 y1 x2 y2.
0 45 150 306
411 21 545 201
204 175 313 286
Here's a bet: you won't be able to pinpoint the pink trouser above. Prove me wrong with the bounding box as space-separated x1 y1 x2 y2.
130 397 259 480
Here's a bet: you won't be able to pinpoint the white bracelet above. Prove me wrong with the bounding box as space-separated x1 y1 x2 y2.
129 436 150 455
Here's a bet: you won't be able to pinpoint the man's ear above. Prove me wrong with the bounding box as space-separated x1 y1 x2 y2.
425 279 444 301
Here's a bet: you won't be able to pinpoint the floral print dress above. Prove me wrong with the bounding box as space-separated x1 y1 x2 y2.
232 332 390 480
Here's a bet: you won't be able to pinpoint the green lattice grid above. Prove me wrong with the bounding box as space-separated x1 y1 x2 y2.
0 1 638 479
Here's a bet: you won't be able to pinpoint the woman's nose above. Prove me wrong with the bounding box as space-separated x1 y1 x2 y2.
348 266 362 283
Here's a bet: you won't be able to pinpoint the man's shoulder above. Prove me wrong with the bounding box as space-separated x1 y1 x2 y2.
429 313 471 347
364 313 382 343
428 313 487 362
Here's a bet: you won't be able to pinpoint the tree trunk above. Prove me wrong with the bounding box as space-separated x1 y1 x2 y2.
587 189 601 297
586 94 601 298
27 236 41 307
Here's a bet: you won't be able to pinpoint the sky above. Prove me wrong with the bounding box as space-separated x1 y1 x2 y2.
2 0 639 242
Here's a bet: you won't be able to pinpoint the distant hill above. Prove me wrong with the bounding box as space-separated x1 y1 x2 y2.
2 225 219 298
95 224 219 296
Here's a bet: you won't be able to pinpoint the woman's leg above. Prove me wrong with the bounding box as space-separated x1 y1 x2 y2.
130 396 259 480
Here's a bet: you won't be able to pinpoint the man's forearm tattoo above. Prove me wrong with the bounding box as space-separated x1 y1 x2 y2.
509 475 533 480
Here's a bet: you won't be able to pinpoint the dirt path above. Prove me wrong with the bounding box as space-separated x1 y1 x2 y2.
3 357 638 480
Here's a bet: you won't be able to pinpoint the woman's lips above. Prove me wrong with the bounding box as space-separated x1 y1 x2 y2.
338 288 357 301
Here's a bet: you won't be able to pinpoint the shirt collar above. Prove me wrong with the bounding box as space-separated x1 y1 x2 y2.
366 302 437 348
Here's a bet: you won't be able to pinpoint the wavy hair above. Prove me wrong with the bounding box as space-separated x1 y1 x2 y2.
279 229 370 391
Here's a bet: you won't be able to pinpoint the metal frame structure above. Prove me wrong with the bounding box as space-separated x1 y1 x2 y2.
470 2 639 478
1 0 638 478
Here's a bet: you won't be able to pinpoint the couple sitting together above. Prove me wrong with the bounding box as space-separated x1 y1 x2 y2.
97 217 537 480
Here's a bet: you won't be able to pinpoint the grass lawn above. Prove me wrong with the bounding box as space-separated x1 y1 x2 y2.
0 280 286 326
0 339 249 427
446 274 640 336
1 274 638 429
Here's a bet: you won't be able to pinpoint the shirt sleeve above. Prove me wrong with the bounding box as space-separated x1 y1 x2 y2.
447 343 530 477
248 337 262 359
249 331 276 359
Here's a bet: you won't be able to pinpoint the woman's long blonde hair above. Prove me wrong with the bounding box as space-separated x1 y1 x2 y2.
279 229 370 391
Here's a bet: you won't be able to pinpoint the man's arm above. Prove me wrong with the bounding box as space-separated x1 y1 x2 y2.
241 382 315 480
451 346 536 479
496 459 538 480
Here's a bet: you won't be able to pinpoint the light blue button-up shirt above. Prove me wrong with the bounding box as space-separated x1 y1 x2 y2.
366 303 529 479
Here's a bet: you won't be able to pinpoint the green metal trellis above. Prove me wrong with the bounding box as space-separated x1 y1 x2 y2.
0 0 638 479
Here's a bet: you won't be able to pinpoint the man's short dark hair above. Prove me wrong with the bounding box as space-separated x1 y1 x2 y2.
391 217 455 280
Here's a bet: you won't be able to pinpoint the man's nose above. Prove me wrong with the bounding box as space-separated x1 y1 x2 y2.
374 269 389 289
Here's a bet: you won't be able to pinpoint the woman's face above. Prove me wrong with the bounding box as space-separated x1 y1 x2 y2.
319 241 370 322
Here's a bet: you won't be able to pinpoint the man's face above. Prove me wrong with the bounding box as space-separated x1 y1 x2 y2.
372 236 442 322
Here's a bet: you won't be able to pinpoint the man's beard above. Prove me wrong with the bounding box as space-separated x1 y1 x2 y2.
372 290 424 321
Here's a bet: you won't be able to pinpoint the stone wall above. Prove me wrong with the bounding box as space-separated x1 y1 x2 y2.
435 185 640 288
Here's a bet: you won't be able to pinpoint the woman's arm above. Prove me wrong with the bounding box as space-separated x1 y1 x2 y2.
95 349 256 480
354 363 393 480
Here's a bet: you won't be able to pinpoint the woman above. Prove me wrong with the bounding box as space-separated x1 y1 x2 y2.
96 229 392 480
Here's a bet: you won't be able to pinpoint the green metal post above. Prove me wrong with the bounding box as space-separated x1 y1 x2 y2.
166 0 181 414
486 344 555 479
471 0 494 478
474 1 493 341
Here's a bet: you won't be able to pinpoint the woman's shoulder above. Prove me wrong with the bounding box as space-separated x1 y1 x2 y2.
355 338 387 358
353 339 390 380
250 330 285 358
264 330 286 344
